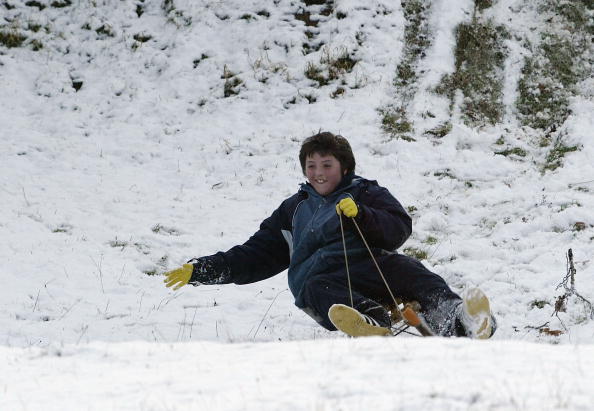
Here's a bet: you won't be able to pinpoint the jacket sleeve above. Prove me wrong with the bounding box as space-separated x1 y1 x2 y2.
218 200 292 285
354 183 412 251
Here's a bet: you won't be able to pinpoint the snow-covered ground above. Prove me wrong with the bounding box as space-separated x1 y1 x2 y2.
5 339 594 410
1 0 593 409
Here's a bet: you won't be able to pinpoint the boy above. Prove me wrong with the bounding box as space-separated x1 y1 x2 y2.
164 132 495 338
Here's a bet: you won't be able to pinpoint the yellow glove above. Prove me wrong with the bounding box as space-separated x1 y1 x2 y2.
336 197 358 218
164 264 194 290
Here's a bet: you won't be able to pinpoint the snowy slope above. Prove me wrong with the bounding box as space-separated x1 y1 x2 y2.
1 0 594 409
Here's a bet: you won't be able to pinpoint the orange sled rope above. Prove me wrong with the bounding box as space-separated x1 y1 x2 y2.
339 212 435 337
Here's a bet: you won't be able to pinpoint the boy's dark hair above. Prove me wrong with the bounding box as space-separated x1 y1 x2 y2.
299 132 356 174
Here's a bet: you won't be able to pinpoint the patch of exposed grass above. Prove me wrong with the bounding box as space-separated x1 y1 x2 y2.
249 51 288 84
554 0 594 31
0 29 27 48
424 122 452 138
517 35 580 130
30 39 43 51
423 236 438 245
433 169 456 179
530 299 550 309
109 238 129 249
163 0 192 27
222 66 243 98
25 1 45 10
151 223 181 236
380 0 431 140
517 1 591 131
295 8 318 27
543 140 579 172
297 1 334 54
305 62 326 86
475 0 493 12
393 0 431 91
495 147 527 158
52 223 72 234
96 24 115 38
193 54 208 68
436 19 508 126
330 86 345 99
305 47 359 87
133 33 152 43
321 47 358 77
301 92 317 104
51 0 71 7
403 246 428 260
27 22 43 33
402 1 430 59
394 62 416 89
378 106 415 141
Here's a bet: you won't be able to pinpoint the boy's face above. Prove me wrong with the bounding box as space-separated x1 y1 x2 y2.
305 153 346 196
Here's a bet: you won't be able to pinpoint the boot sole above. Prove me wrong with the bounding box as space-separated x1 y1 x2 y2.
328 304 391 337
463 288 492 339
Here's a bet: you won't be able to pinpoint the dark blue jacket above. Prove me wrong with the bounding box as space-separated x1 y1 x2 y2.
217 174 412 307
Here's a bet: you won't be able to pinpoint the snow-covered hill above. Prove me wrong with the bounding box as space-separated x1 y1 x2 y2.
1 0 593 409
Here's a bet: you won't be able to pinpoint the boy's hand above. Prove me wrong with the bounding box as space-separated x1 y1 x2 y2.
336 197 358 218
164 264 194 290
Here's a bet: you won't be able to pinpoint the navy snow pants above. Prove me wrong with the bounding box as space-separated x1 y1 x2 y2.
300 253 461 334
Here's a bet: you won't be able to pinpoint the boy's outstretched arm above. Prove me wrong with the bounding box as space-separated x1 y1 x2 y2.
163 254 232 290
164 199 295 290
221 204 291 284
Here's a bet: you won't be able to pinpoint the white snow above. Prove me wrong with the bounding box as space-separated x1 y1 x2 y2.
5 339 594 410
1 0 593 409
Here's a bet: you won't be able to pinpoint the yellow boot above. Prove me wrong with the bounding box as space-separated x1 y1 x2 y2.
328 304 392 337
460 288 495 339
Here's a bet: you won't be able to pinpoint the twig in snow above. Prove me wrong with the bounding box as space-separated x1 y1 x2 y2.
77 325 89 344
59 299 81 320
155 292 183 311
118 264 127 284
252 289 288 341
177 311 187 341
22 186 31 207
102 300 110 318
428 238 445 260
137 290 145 313
90 255 105 293
43 280 56 301
553 249 594 319
32 288 41 312
568 179 594 188
189 305 199 340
